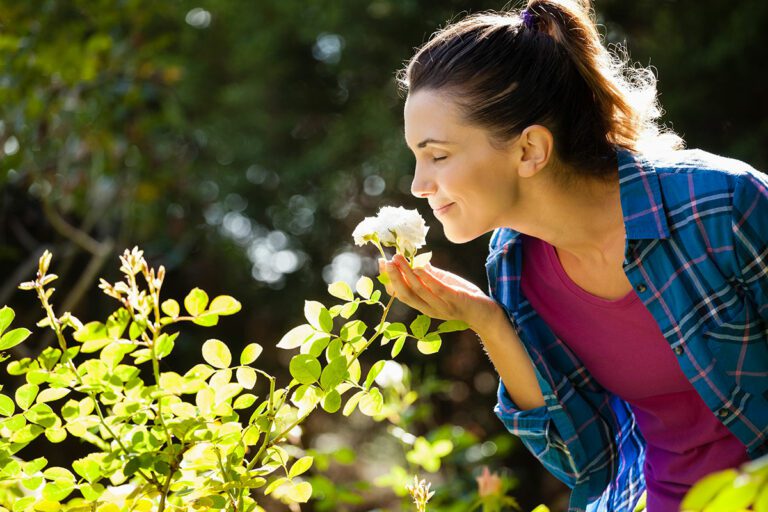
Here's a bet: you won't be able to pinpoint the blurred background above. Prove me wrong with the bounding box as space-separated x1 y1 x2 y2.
1 0 766 510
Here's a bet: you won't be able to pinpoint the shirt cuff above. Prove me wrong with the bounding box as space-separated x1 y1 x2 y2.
494 379 550 436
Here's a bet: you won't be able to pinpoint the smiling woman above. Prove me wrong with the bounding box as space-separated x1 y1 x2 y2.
384 1 768 512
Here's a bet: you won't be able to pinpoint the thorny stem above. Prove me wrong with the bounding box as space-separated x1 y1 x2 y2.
246 376 277 472
147 287 174 459
215 447 239 511
159 445 189 512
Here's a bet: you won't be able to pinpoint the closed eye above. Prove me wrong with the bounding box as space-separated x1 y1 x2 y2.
432 156 447 162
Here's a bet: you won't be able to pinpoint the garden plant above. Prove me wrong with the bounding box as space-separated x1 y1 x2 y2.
0 207 471 511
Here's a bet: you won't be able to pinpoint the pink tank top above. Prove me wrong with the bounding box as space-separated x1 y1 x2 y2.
520 235 748 512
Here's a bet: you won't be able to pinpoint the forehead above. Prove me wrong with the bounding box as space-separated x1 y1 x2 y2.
403 90 465 145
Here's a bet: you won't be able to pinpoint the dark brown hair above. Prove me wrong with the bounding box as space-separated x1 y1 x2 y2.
399 0 682 179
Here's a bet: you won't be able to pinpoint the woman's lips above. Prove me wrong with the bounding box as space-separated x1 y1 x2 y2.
433 203 454 216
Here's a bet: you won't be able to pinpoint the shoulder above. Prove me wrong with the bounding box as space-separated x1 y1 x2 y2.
643 148 765 208
648 148 762 188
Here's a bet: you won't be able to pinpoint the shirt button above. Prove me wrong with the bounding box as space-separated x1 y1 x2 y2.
673 346 684 356
635 283 648 293
718 408 729 418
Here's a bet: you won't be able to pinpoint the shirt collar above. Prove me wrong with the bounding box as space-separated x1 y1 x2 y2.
616 148 670 240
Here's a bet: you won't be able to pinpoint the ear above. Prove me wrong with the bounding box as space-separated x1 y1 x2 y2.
516 125 553 178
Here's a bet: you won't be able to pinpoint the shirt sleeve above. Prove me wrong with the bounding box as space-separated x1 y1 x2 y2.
731 170 768 322
494 380 580 489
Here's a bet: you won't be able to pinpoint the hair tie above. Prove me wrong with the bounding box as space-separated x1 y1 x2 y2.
521 9 536 30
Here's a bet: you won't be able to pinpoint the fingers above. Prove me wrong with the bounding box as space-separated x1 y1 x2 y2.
380 255 446 315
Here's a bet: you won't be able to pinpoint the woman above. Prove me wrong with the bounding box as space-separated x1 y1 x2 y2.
380 1 768 511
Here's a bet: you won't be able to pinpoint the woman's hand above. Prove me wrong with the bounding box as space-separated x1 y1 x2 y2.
379 253 501 332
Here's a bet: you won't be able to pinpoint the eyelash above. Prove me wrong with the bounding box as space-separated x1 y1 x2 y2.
432 156 447 162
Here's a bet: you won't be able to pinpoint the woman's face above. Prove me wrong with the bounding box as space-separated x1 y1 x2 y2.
404 89 521 243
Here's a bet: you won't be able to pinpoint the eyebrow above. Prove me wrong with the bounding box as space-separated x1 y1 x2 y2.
416 138 452 148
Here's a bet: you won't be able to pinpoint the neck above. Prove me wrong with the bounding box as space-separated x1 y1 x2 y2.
506 167 626 264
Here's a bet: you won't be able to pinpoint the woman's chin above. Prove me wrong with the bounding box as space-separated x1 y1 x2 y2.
442 225 480 244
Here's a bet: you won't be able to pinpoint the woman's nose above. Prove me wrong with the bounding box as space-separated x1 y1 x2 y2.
410 165 436 198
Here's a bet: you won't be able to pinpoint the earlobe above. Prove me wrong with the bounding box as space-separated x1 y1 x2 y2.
517 125 553 178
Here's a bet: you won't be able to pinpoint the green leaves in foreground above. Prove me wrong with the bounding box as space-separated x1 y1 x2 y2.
0 306 32 353
182 287 241 327
0 247 472 511
681 454 768 512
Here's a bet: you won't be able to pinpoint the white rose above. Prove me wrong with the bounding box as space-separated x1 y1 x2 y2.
353 206 428 256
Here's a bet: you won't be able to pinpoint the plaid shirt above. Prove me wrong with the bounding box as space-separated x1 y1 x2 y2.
486 148 768 512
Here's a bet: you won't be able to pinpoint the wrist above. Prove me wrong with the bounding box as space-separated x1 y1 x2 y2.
468 299 506 338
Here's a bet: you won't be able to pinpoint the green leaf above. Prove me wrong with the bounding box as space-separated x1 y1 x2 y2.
287 481 313 503
236 367 257 389
0 394 15 416
24 404 61 428
432 439 453 457
704 474 761 512
42 480 74 501
36 387 70 404
320 356 348 390
240 343 263 365
391 335 407 358
101 341 136 368
358 388 383 416
0 306 14 335
355 276 373 299
680 469 739 511
289 355 321 385
339 301 359 319
80 483 105 501
21 476 42 490
410 315 430 339
15 383 39 410
328 281 354 301
340 320 367 342
383 322 407 340
288 456 314 479
342 390 365 416
45 427 66 443
161 299 180 318
184 288 209 316
277 324 315 350
155 332 176 360
193 313 219 327
12 497 35 511
233 393 257 409
437 320 469 333
0 328 32 351
264 476 289 496
377 273 391 287
72 455 101 483
321 390 341 413
326 338 343 361
304 301 333 333
364 360 386 390
209 295 242 315
11 423 43 444
417 333 442 355
755 484 768 512
305 335 331 358
202 339 232 369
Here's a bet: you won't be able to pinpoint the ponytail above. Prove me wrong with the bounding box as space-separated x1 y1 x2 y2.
400 0 682 179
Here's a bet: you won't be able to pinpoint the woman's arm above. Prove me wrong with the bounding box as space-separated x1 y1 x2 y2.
381 254 545 410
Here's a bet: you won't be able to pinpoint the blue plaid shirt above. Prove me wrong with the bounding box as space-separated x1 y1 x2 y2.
486 148 768 512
